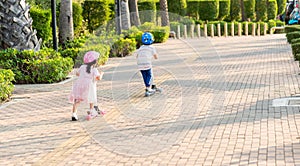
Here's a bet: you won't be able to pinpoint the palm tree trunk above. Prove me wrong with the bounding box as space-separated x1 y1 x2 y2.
120 0 131 30
0 0 41 51
160 0 169 26
129 0 140 26
59 0 74 45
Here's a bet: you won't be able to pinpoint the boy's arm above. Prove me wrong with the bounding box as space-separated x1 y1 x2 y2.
153 54 158 59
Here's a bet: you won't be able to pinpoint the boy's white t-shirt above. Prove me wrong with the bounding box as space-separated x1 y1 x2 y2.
136 45 157 70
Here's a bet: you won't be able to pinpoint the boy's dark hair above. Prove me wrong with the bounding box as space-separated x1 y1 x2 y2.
86 60 97 73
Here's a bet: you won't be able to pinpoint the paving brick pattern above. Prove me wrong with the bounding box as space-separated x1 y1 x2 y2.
1 34 300 165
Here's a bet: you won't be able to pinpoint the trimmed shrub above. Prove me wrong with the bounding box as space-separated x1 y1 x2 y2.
0 48 73 84
228 21 240 35
151 26 170 43
110 38 137 57
257 21 267 35
73 2 84 37
296 54 300 62
275 20 285 27
219 0 230 21
291 43 300 60
122 26 144 47
229 0 241 21
267 0 278 20
286 31 300 43
30 6 51 42
0 69 14 102
138 0 156 23
168 0 187 19
199 0 219 21
59 36 87 63
277 0 286 15
268 19 277 29
256 0 267 21
244 0 256 21
75 43 110 67
285 25 300 33
138 22 170 43
291 38 300 44
28 57 73 83
187 0 200 19
82 0 110 33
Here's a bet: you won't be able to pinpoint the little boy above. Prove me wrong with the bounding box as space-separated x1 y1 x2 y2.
136 32 159 96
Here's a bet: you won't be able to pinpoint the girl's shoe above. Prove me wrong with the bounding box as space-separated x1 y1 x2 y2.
94 106 106 115
72 113 78 121
86 110 97 121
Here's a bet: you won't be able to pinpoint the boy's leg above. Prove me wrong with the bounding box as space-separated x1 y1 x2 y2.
141 69 155 93
141 70 151 88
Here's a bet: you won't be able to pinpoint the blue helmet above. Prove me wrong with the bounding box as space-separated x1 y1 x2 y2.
141 32 154 45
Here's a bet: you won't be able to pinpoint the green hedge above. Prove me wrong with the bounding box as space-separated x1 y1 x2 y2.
168 0 187 19
122 26 144 47
138 22 170 43
76 37 111 67
286 31 300 43
267 0 278 20
291 38 300 44
110 38 137 57
219 0 230 21
0 69 14 102
187 1 200 19
82 0 110 33
256 0 267 21
0 48 73 84
244 0 256 21
229 0 241 21
199 0 219 21
73 2 84 37
138 1 156 23
291 43 300 60
228 21 240 35
285 25 300 33
30 6 51 43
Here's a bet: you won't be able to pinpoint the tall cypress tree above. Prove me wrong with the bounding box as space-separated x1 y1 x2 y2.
244 0 256 21
230 0 241 21
255 0 267 21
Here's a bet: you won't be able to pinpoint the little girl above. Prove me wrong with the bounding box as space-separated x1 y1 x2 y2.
69 51 105 121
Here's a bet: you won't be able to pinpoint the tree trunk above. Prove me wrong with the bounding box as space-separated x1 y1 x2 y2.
241 0 246 21
160 0 169 26
59 0 74 45
0 0 41 51
120 0 131 30
128 0 140 26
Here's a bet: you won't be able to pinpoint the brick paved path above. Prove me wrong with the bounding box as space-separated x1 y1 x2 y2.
1 34 300 165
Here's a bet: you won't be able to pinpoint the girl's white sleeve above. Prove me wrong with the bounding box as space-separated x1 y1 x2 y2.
92 68 100 77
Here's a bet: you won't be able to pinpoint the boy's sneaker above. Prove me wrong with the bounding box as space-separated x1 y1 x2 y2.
72 113 78 121
151 85 162 92
145 88 155 97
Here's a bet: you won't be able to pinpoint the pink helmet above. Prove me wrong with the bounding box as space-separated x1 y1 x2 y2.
83 51 100 64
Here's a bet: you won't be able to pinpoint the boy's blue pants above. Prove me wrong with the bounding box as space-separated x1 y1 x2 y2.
140 69 152 87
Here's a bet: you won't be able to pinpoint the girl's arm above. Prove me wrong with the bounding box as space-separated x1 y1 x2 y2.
94 69 104 81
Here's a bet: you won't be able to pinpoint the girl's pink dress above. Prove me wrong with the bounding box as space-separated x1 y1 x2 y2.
69 65 100 103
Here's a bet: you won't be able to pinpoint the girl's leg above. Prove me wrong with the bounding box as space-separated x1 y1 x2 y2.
89 103 94 110
72 100 80 113
72 100 80 121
